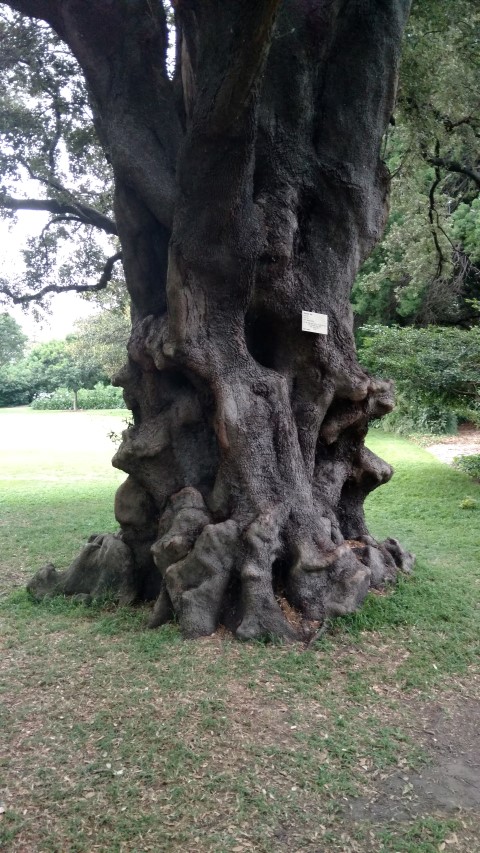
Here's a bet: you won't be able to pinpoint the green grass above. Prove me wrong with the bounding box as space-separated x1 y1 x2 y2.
344 433 480 686
0 408 126 571
0 410 479 852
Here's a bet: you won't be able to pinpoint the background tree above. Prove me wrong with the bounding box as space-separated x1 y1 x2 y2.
1 0 415 641
24 337 107 407
0 311 28 405
353 0 480 327
0 335 108 407
70 287 131 379
0 311 26 365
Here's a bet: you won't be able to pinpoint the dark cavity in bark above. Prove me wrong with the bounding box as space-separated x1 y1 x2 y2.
26 0 414 641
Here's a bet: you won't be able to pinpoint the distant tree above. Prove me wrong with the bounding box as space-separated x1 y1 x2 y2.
24 337 107 408
0 312 26 366
0 312 29 406
69 293 130 381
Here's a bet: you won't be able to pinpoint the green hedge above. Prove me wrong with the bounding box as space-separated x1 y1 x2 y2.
31 383 124 410
358 325 480 434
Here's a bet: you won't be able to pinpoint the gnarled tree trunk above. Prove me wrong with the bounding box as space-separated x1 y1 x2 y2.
24 0 414 640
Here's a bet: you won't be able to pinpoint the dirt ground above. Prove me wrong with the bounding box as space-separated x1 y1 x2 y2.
425 424 480 466
347 675 480 828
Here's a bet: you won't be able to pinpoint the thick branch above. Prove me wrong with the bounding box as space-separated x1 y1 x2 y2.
0 194 118 235
0 0 63 33
427 156 480 190
428 145 445 278
210 0 281 130
443 115 479 135
1 251 122 304
3 1 181 230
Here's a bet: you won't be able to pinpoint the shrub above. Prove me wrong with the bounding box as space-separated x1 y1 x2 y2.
31 383 124 411
452 454 480 481
459 497 478 510
379 402 458 436
358 325 480 435
31 388 73 410
77 384 125 410
0 364 32 407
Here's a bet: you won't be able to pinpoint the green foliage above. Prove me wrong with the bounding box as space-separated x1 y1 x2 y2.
71 308 130 380
0 313 29 405
451 197 480 265
0 335 112 407
353 0 480 327
458 496 478 510
30 387 73 410
31 383 124 411
0 312 26 366
0 360 31 406
378 400 458 437
452 454 480 481
25 338 107 393
358 324 480 433
0 317 129 409
0 9 119 307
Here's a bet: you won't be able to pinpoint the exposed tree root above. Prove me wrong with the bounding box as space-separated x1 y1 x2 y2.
28 477 414 641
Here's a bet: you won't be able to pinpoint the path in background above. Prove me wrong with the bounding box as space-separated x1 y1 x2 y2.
425 423 480 465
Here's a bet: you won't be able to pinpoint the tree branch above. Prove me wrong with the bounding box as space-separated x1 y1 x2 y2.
1 251 122 304
428 143 445 279
0 0 63 34
180 0 281 132
0 194 118 235
443 115 477 133
47 98 63 177
426 156 480 190
3 1 181 230
17 157 68 195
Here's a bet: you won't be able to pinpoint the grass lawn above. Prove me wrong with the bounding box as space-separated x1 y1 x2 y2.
0 410 479 852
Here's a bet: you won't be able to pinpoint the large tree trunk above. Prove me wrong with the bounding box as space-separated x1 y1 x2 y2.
25 0 414 640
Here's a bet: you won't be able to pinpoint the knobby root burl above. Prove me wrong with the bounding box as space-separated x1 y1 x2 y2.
28 312 414 642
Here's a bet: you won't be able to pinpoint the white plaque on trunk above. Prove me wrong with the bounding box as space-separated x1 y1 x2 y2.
302 311 328 335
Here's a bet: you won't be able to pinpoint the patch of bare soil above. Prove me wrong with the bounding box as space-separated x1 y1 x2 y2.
0 562 28 595
347 677 480 827
425 423 480 466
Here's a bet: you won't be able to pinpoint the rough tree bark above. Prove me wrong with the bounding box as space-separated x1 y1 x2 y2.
15 0 414 640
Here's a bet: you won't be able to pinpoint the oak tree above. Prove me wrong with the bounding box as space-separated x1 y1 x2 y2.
2 0 415 640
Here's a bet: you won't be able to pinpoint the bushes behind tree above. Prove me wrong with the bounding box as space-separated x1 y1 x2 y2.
31 383 125 410
0 323 125 410
0 363 31 407
357 325 480 434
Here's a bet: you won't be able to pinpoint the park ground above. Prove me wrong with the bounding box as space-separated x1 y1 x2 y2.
0 409 479 852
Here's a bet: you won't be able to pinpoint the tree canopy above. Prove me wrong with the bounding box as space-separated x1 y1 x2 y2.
0 5 120 307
